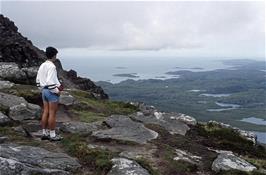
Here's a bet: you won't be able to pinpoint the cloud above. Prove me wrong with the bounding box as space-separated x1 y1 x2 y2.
1 1 265 57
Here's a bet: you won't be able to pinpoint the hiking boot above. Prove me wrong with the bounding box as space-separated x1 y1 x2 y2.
49 134 63 141
41 135 50 140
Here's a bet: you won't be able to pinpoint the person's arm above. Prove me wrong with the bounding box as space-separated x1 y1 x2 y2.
46 66 61 94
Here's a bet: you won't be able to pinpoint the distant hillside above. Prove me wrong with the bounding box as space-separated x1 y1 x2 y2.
97 60 266 132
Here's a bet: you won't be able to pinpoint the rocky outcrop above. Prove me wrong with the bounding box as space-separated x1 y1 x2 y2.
0 15 45 67
0 92 41 121
207 121 257 144
212 151 257 172
92 115 158 144
0 144 81 175
0 62 38 85
108 157 150 175
0 14 108 99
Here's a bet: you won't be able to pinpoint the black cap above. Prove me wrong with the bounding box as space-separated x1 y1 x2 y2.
46 47 58 59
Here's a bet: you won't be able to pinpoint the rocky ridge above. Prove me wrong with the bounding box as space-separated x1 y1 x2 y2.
0 14 108 99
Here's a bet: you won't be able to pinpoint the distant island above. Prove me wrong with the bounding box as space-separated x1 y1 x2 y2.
115 66 127 69
113 73 139 78
175 67 204 70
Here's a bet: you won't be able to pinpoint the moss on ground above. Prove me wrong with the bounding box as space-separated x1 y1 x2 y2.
0 84 42 105
0 126 41 147
144 124 216 175
61 133 116 174
69 89 138 123
215 170 266 175
243 156 266 170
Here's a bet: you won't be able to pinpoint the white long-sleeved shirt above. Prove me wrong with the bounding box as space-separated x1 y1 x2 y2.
36 60 60 93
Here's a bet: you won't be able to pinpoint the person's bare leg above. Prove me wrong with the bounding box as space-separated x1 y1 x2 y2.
41 101 49 130
48 102 58 130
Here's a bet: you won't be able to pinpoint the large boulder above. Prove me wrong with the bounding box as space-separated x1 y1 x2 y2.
92 115 158 144
0 144 81 175
0 92 41 121
131 112 190 135
108 157 150 175
212 151 256 172
0 62 38 85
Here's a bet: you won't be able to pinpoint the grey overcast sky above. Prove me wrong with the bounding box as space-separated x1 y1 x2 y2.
1 1 265 58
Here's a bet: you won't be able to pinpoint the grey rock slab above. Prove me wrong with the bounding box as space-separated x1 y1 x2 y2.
92 115 158 144
212 152 256 172
0 92 41 121
0 144 81 174
108 157 150 175
0 62 26 80
131 112 190 135
0 62 38 83
60 121 100 134
59 91 77 106
173 149 202 165
0 157 70 175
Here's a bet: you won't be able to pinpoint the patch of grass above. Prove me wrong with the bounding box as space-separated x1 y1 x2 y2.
69 89 96 99
0 126 41 147
61 133 115 174
196 123 266 158
243 156 266 170
71 110 106 123
69 89 138 123
216 170 249 175
216 170 266 175
1 84 41 104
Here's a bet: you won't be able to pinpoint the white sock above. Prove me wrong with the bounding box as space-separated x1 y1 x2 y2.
42 129 49 136
50 130 56 138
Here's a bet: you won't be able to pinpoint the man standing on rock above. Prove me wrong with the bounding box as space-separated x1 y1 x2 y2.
36 47 63 141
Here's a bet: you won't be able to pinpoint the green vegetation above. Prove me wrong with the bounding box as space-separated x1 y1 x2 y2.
69 89 138 123
97 60 266 132
216 170 266 175
195 123 266 159
61 133 115 174
0 84 41 104
144 124 216 174
243 156 266 170
0 126 41 147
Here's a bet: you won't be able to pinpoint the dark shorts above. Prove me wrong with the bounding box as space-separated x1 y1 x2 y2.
42 88 59 102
